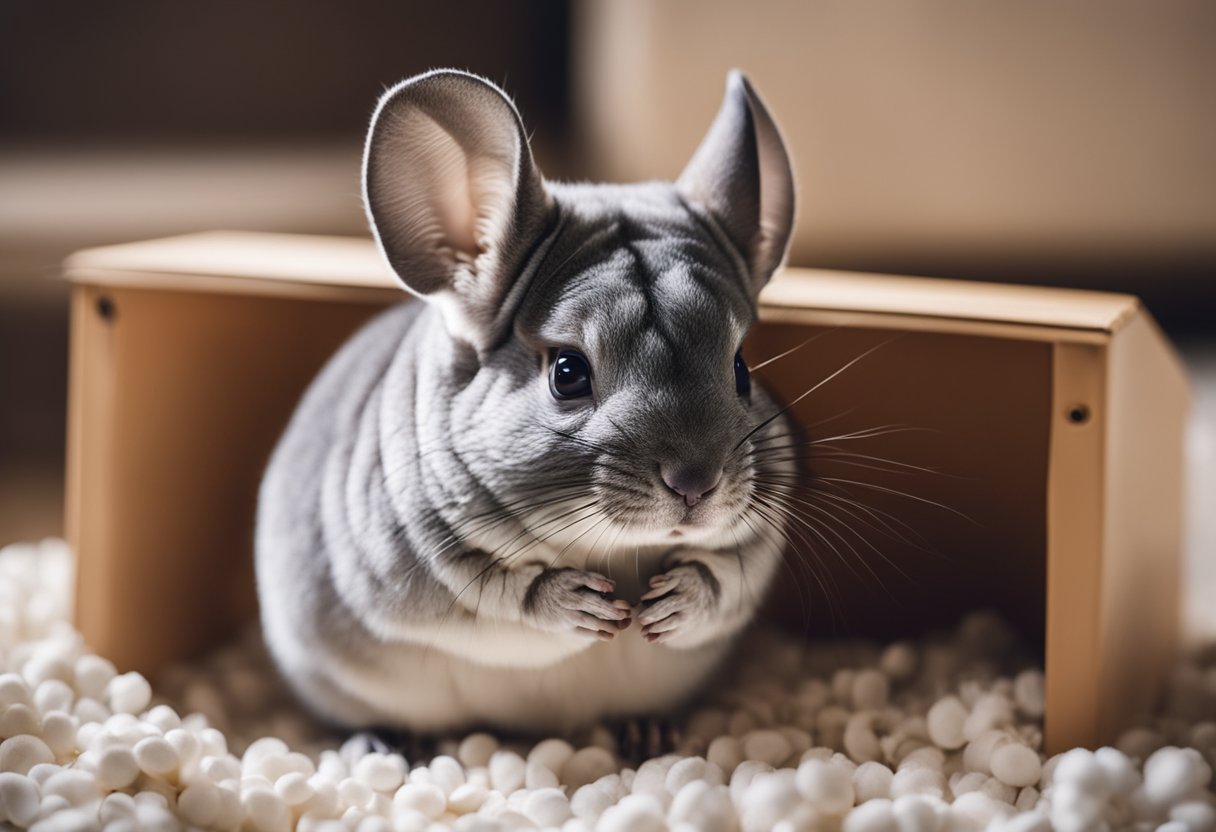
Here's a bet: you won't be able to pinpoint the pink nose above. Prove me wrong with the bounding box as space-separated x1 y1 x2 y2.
661 465 722 508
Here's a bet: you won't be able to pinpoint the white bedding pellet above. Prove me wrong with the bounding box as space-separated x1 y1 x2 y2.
1051 748 1106 792
843 798 898 832
898 746 945 774
106 672 151 716
521 786 571 826
26 763 60 788
853 670 891 710
596 794 667 832
32 681 74 717
891 765 946 800
816 706 851 750
133 736 179 777
990 743 1041 788
353 752 405 793
427 755 466 795
337 776 374 810
561 746 616 790
844 713 883 763
445 782 488 814
523 758 559 790
1093 745 1138 793
456 733 498 769
71 698 108 726
527 738 574 774
570 781 615 820
741 769 800 831
832 670 857 708
1170 800 1216 832
665 756 723 794
393 783 446 820
40 770 99 807
730 760 774 806
853 761 894 802
669 781 738 832
631 756 679 806
95 745 139 789
0 674 34 709
0 771 41 827
1014 786 1040 813
1012 671 1045 719
0 735 54 775
22 656 72 689
898 794 947 829
963 694 1015 742
963 729 1011 775
177 781 221 826
98 791 137 824
707 735 743 775
142 704 181 734
795 758 854 815
952 790 1014 830
70 656 115 703
981 776 1017 806
243 787 291 832
1143 747 1210 806
488 750 526 794
39 713 75 760
163 728 200 771
926 696 968 750
0 703 40 738
271 771 312 807
743 729 793 766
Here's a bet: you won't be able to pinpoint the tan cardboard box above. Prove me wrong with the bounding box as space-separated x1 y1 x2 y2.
64 231 1189 752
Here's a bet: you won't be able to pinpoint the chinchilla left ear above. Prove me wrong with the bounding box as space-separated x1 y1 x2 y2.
363 69 555 350
677 71 796 299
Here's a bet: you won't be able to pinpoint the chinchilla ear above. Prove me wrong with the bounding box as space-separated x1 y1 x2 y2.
363 69 554 349
677 71 796 298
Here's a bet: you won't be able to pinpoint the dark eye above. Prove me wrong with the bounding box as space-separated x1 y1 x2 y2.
734 351 751 398
550 349 593 399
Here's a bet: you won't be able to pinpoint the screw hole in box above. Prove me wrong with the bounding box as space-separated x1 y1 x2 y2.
96 295 116 322
1068 404 1091 424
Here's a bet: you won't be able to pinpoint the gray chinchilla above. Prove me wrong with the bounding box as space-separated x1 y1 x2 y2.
255 68 797 734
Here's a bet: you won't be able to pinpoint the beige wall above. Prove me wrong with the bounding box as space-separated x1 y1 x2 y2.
575 0 1216 289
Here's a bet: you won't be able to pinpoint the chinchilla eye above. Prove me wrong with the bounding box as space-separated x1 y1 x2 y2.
550 349 593 399
734 351 751 398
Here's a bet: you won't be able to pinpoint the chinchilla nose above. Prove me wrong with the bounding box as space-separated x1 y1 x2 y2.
661 463 723 507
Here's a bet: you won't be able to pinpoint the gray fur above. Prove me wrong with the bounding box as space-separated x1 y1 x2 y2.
256 69 798 733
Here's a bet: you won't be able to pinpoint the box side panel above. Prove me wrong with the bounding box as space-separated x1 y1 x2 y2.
1045 342 1108 752
67 287 116 626
1098 314 1189 739
68 284 394 675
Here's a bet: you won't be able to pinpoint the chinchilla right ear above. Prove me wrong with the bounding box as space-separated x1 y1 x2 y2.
363 69 554 351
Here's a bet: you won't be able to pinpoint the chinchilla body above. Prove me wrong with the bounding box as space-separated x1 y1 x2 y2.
256 69 799 733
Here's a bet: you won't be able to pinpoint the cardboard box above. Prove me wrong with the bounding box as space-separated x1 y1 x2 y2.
65 231 1190 752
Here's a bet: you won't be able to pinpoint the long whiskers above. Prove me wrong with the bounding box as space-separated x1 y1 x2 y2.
734 338 900 451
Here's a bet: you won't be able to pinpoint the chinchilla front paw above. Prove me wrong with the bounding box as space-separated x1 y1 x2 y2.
524 567 633 640
637 561 720 644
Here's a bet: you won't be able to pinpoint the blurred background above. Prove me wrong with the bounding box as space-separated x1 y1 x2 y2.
1 1 1213 628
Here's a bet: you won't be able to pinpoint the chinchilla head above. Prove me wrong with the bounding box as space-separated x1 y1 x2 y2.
364 69 795 550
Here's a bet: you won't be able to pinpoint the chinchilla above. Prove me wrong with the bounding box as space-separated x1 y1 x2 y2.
255 68 798 734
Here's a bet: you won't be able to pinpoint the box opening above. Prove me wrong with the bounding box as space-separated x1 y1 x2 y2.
748 323 1051 652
